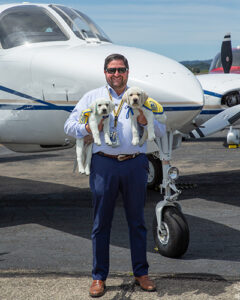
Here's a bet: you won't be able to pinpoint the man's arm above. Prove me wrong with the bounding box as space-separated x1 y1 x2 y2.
64 95 91 139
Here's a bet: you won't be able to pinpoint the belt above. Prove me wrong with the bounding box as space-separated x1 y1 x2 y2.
97 151 140 161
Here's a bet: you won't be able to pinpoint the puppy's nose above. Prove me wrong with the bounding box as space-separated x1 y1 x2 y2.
133 98 138 103
102 108 107 113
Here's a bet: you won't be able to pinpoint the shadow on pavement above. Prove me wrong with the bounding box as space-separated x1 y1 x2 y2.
0 176 240 263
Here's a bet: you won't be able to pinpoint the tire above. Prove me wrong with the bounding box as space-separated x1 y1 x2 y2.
152 206 189 258
147 154 162 190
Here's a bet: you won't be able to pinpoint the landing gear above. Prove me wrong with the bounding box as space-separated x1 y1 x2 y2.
153 206 189 258
147 154 162 189
152 131 190 258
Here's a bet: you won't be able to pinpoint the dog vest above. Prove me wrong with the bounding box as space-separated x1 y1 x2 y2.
143 98 164 115
79 108 109 124
79 108 92 124
126 98 164 119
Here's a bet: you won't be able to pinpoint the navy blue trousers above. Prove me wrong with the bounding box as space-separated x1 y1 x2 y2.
90 153 149 280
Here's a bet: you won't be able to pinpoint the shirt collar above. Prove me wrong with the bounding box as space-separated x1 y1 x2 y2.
107 84 128 99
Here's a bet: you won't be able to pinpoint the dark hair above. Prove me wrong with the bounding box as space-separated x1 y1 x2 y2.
104 53 129 70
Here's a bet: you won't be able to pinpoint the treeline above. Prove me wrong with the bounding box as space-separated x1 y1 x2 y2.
180 59 212 74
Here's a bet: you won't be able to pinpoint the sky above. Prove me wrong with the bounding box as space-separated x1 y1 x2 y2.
1 0 240 62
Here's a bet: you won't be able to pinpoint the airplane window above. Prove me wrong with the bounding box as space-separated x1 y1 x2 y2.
210 50 240 71
232 51 240 66
50 5 111 43
209 53 221 71
0 5 68 49
74 9 111 43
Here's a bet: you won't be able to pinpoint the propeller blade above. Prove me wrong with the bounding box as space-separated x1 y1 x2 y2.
221 33 232 73
189 104 240 138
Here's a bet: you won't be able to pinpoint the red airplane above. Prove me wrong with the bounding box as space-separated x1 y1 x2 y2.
209 33 240 74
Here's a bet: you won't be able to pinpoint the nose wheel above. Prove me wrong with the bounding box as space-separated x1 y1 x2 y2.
153 206 189 258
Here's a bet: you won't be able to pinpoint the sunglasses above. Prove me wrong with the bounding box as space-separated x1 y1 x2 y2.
105 67 128 74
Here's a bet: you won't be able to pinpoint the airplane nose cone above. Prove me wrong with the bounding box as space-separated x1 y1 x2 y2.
125 49 204 131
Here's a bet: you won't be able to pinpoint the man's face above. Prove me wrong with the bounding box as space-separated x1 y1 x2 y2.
104 59 129 93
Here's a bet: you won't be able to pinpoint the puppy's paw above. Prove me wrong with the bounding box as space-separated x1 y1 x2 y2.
132 138 139 146
148 134 155 141
78 167 85 174
94 138 101 146
105 140 112 146
85 168 90 176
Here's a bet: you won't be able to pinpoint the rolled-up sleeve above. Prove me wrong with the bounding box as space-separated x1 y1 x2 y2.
64 95 91 139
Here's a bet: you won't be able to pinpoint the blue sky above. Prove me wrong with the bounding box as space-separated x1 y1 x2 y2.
1 0 240 61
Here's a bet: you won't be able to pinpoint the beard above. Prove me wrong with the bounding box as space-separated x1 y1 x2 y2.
106 75 128 92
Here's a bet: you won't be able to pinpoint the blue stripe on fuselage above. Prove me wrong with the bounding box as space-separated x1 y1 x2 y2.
0 104 203 112
0 85 72 112
203 90 222 98
200 109 223 115
0 84 203 112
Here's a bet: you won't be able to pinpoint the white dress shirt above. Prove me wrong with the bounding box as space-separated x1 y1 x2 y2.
64 85 166 155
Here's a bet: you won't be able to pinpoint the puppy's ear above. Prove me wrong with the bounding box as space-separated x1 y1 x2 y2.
122 90 129 104
141 91 149 105
90 101 97 114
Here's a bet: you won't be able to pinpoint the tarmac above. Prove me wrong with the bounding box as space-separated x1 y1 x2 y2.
0 130 240 299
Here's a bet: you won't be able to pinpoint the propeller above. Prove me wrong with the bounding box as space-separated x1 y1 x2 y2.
221 33 233 73
189 104 240 139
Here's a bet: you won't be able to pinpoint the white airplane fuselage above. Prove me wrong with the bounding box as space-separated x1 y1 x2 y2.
0 3 204 152
195 73 240 127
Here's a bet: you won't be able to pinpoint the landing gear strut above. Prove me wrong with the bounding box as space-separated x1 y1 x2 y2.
152 131 189 258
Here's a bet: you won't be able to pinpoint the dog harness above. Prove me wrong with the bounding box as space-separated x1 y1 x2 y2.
143 98 164 115
126 97 164 119
79 108 109 124
79 108 92 124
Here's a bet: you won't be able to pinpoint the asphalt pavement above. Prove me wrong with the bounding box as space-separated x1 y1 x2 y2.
0 130 240 299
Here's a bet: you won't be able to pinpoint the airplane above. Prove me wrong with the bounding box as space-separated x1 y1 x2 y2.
0 3 237 259
189 33 240 145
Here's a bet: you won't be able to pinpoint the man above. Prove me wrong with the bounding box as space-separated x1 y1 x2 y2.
64 53 166 297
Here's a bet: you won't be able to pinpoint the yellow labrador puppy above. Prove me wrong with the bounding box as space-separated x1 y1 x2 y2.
123 87 166 146
76 98 115 175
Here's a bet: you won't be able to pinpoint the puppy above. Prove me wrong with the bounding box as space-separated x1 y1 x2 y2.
76 98 115 175
123 86 166 146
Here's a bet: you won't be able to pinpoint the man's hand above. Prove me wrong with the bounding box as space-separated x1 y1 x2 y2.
85 119 104 133
84 135 94 145
137 109 148 126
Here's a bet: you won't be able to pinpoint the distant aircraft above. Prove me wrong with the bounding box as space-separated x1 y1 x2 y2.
189 33 240 145
209 35 240 74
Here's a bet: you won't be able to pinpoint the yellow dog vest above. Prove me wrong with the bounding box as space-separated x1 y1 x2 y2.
143 98 164 115
79 108 92 124
79 108 109 124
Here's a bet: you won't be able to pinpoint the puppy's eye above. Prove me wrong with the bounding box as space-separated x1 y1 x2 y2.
137 93 140 96
98 104 101 107
130 94 133 97
106 104 109 107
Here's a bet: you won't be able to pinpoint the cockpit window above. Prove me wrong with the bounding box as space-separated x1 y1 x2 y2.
50 5 111 43
0 5 68 49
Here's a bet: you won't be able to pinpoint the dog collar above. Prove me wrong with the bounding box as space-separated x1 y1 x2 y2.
126 106 134 119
